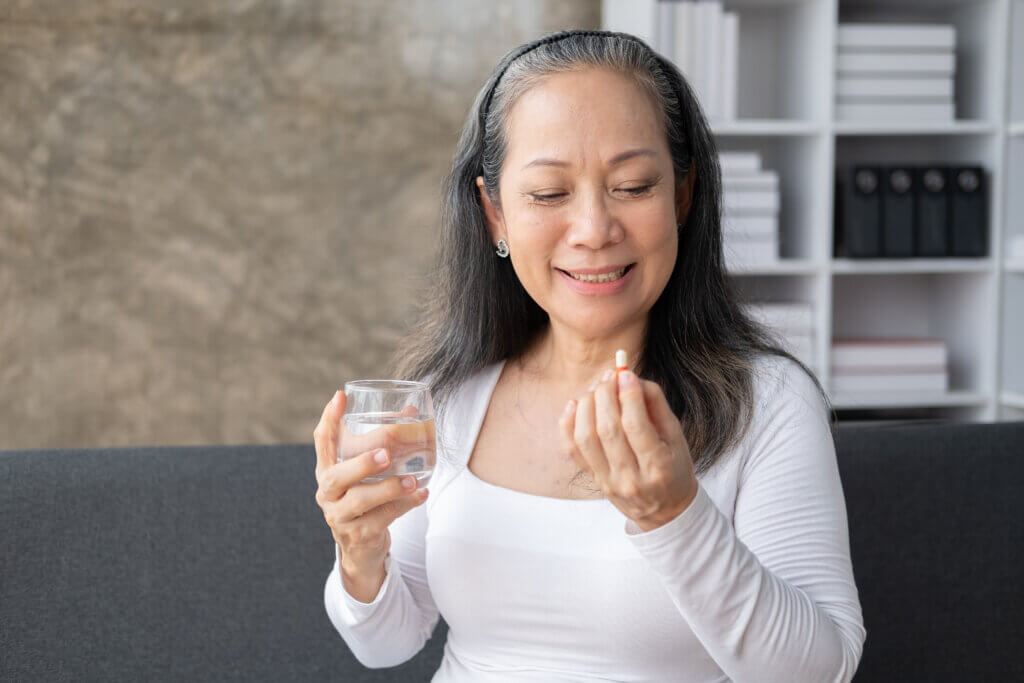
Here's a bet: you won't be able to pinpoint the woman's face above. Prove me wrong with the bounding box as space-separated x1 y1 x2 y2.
477 67 693 340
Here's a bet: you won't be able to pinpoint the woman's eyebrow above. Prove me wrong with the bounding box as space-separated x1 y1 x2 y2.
521 148 656 170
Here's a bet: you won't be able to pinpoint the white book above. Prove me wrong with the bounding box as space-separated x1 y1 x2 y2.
836 51 955 76
836 100 954 122
720 11 739 121
601 0 658 46
719 151 761 174
836 76 953 99
838 24 955 51
657 0 676 57
832 339 947 368
687 1 710 112
831 372 948 393
672 1 694 78
743 302 815 335
723 169 779 191
723 214 778 239
724 235 778 268
723 189 780 213
701 1 723 120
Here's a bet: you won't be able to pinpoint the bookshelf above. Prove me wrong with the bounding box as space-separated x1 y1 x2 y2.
602 0 1023 424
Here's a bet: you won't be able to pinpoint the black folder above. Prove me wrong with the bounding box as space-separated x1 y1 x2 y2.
839 166 882 258
950 166 987 257
881 167 915 257
915 167 950 257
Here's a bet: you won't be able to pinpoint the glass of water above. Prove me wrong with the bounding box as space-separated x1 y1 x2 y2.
337 380 436 487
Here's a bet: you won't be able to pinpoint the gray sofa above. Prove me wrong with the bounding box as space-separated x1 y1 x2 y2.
2 420 1022 682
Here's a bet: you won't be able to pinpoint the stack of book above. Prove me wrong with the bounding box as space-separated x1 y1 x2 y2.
601 0 739 121
743 302 816 374
831 338 949 393
836 23 957 123
721 151 780 269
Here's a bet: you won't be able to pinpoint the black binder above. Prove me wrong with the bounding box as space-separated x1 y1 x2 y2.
881 167 915 257
839 166 882 258
950 166 987 257
915 167 950 257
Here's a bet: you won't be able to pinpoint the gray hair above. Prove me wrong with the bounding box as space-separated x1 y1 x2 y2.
391 31 834 480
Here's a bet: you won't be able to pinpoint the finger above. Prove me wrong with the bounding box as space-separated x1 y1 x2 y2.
314 390 346 478
354 486 429 529
342 470 423 519
320 446 393 504
341 407 429 462
640 379 684 444
594 371 638 478
558 399 590 476
574 391 610 486
617 372 666 471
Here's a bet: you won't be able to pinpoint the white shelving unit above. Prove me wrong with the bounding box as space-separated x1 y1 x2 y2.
603 0 1024 423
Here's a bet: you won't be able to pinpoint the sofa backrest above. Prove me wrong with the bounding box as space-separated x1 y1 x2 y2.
1 421 1022 681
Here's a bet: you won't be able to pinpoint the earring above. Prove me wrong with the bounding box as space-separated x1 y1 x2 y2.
495 239 510 258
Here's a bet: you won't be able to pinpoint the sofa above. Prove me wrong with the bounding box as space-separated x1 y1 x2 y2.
2 420 1022 682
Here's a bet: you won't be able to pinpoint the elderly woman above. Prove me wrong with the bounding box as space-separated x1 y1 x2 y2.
314 30 864 682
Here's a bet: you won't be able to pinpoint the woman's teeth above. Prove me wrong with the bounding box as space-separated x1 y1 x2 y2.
567 267 628 283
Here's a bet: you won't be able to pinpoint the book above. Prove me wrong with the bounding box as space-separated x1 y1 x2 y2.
831 372 948 393
831 338 947 368
719 151 761 174
723 190 780 214
836 51 955 76
698 1 723 120
837 24 956 51
723 214 778 239
724 235 778 268
836 101 954 122
723 169 779 191
836 77 953 99
720 11 739 121
672 1 694 77
601 0 657 47
743 302 815 334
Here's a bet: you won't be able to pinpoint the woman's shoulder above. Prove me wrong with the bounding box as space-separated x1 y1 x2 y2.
748 352 827 418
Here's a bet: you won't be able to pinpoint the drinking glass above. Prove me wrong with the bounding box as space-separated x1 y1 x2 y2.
337 380 436 487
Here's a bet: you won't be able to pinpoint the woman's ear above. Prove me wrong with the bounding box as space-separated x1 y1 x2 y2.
476 176 506 244
675 159 697 227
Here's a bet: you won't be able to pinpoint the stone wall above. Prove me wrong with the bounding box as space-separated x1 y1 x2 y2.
0 1 599 449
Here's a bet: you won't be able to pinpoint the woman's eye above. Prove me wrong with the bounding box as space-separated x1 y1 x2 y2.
531 192 567 202
620 184 654 196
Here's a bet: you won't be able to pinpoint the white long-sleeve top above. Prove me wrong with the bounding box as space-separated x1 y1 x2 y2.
324 355 865 682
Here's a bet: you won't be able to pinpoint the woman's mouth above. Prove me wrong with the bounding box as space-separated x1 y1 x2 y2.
556 263 636 293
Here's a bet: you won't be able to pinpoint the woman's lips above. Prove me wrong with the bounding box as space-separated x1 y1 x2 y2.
557 263 636 295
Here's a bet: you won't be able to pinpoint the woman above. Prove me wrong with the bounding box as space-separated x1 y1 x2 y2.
314 30 865 682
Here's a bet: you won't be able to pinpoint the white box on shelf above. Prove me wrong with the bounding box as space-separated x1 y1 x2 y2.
723 190 780 213
723 214 778 239
831 372 948 393
723 169 779 191
836 77 953 99
836 51 955 76
600 0 657 47
837 24 956 51
719 151 761 174
832 339 948 369
836 100 954 122
724 236 778 268
743 302 815 335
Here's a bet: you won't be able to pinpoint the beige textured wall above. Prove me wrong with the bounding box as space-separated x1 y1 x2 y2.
0 1 600 450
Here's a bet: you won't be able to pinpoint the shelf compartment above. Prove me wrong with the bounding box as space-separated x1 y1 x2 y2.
831 272 996 395
838 0 1009 123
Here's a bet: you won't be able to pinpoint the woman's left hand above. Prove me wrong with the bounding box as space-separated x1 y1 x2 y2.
558 369 699 532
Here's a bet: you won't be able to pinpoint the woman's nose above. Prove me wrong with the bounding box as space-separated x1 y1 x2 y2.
566 191 624 249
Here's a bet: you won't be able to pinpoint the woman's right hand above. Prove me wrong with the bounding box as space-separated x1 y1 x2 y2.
313 390 429 591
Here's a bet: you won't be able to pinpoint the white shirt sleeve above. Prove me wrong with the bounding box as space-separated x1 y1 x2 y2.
624 361 866 683
323 491 440 668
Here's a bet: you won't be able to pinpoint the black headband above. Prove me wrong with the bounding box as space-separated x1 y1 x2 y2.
479 29 655 135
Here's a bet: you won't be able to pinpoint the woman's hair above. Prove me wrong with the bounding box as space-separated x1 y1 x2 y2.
389 30 835 476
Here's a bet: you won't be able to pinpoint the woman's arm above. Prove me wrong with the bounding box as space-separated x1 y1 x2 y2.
625 360 866 683
323 492 440 668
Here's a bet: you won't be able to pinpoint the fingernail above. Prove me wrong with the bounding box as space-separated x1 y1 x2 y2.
402 476 416 489
374 449 389 464
419 488 429 501
602 369 614 381
331 391 339 406
563 399 575 415
618 370 637 388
